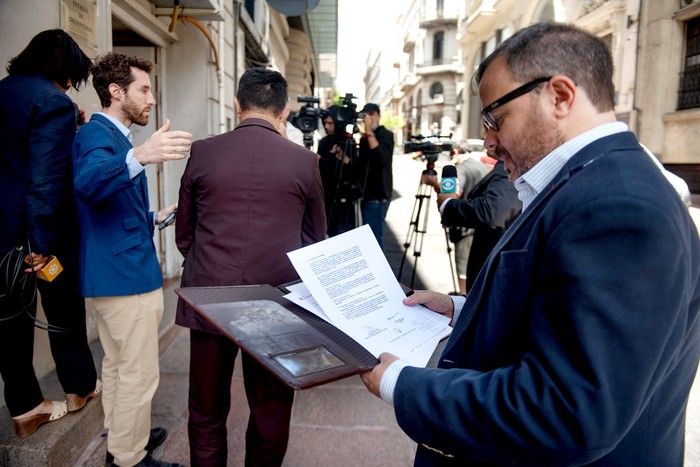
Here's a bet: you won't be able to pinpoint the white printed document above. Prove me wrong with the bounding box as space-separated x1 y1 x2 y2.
286 225 451 367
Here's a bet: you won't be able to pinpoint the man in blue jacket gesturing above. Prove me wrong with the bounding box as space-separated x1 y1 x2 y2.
72 52 191 467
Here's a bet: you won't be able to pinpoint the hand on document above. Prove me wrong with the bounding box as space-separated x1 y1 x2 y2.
402 290 456 321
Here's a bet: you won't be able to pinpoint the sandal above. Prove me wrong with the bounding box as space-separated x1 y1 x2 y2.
65 379 102 412
13 400 68 438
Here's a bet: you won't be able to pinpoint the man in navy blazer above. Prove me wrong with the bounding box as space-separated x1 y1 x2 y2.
72 52 191 467
362 23 700 466
0 29 99 438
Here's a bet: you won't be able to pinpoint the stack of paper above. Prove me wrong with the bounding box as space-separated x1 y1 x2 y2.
285 225 451 367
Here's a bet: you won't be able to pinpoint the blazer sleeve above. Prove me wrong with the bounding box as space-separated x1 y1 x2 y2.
394 193 697 464
442 164 520 229
72 122 135 204
27 93 76 254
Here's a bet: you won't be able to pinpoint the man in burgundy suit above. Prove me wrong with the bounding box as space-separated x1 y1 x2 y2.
175 68 326 466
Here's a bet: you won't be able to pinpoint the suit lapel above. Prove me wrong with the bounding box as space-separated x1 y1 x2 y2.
91 114 133 151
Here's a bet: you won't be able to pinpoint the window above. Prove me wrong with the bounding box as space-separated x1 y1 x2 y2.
430 82 444 98
437 0 444 16
679 16 700 110
245 0 255 19
433 31 444 62
456 90 463 125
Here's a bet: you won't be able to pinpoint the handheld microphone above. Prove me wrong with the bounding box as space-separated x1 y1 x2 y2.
440 165 458 194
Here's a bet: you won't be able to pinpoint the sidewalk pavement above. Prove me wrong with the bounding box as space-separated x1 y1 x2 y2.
2 152 699 466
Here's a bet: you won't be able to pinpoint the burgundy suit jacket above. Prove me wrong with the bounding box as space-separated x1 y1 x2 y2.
175 118 326 333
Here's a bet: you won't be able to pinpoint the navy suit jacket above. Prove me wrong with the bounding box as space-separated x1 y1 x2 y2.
395 132 700 466
0 75 79 260
72 114 162 297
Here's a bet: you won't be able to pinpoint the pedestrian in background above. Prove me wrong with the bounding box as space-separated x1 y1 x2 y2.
0 29 100 438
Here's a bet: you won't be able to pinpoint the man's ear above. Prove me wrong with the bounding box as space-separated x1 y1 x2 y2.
280 102 290 122
234 96 242 118
108 83 123 102
549 75 576 118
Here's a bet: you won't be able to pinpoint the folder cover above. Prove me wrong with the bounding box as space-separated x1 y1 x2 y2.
175 284 379 390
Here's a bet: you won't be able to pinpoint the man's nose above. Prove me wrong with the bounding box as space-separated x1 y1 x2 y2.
482 126 498 151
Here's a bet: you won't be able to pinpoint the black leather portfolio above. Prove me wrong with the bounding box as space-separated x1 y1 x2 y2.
175 284 379 390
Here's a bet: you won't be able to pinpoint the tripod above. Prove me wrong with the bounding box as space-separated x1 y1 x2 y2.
397 160 459 291
326 135 362 236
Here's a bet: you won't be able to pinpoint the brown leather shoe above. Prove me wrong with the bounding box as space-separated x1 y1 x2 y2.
65 379 102 412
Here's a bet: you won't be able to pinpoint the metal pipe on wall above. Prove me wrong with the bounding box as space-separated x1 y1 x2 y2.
218 11 226 135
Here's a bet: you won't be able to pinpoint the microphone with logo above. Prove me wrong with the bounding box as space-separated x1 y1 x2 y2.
440 165 458 194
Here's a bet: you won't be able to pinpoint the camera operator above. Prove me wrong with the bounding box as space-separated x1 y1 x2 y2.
358 103 394 250
318 106 360 237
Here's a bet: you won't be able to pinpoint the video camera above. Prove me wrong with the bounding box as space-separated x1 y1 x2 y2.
327 93 364 134
290 95 321 148
403 134 454 164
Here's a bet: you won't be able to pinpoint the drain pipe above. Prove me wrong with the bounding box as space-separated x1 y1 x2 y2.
218 16 226 134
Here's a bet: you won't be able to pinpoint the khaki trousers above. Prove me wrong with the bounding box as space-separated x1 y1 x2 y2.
90 288 163 466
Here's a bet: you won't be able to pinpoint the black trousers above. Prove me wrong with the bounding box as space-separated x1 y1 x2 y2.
0 258 97 416
188 329 294 467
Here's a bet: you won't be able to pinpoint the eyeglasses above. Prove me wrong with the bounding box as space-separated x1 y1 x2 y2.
481 77 552 132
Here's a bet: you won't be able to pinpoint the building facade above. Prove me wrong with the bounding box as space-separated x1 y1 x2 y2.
637 0 700 191
388 0 465 146
377 0 699 192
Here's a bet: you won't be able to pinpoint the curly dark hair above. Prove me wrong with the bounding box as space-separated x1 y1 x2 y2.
91 52 153 108
7 29 91 90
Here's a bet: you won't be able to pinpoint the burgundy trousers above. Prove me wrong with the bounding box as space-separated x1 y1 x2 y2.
188 329 294 467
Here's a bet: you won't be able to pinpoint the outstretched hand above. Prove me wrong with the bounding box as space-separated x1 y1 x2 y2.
134 118 192 165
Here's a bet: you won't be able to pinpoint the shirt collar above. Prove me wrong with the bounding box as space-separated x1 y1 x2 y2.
515 121 628 211
96 112 132 143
